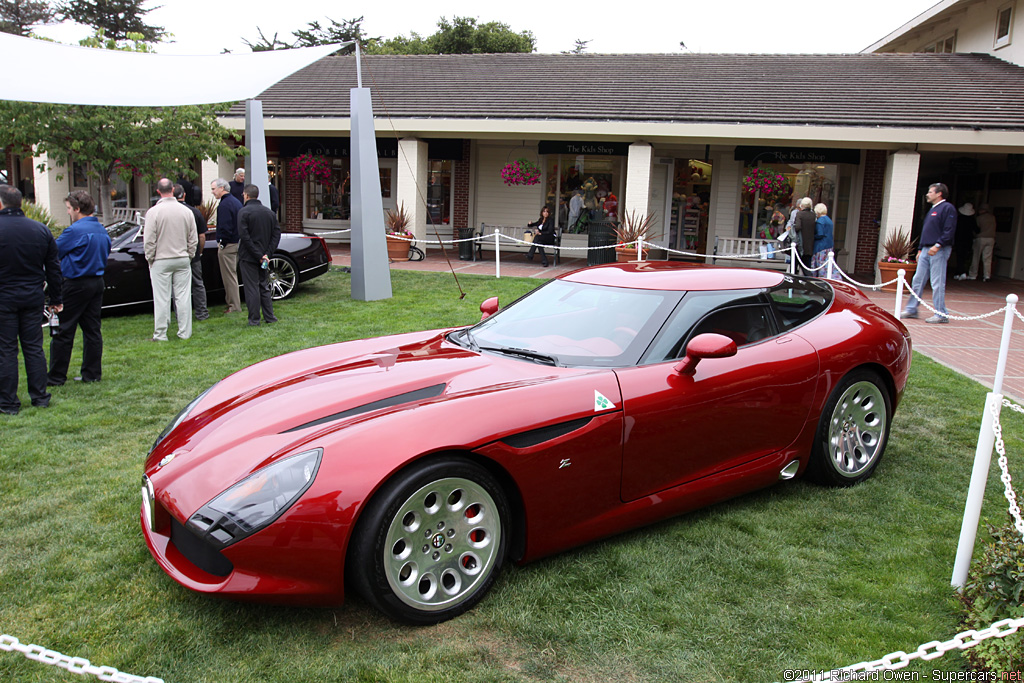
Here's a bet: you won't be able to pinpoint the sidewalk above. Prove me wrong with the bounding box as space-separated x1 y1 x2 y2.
329 245 1024 401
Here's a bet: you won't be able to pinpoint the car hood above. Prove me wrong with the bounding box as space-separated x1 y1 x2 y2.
145 329 588 511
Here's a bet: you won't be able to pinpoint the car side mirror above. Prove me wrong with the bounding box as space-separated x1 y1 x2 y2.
480 297 499 320
673 333 737 376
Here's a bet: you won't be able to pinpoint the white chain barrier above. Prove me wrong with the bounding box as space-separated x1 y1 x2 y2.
0 634 164 682
993 399 1024 537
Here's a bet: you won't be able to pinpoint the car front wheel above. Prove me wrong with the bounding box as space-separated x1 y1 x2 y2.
806 370 892 487
348 457 509 624
267 255 297 299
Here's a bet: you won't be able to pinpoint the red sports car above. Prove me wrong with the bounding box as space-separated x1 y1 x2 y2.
141 263 912 624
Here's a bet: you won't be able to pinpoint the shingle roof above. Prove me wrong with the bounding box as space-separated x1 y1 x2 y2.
233 52 1024 132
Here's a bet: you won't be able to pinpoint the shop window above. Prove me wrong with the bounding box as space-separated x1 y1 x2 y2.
427 160 452 226
303 158 392 221
996 5 1013 48
669 160 712 253
546 155 623 234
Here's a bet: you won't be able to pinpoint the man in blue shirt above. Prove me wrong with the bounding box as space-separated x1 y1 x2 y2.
48 191 112 385
903 182 958 323
211 177 242 314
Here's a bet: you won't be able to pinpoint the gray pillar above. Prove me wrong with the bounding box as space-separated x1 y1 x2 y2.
244 99 270 207
349 86 392 301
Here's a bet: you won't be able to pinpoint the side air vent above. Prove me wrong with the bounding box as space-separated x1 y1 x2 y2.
501 417 593 449
284 383 446 433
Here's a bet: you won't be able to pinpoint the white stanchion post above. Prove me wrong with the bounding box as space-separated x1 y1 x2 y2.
789 242 796 275
494 229 500 279
826 251 834 279
637 240 644 262
895 269 905 317
951 294 1017 588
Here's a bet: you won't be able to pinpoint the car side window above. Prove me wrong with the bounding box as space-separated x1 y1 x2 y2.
642 290 773 364
688 304 774 348
768 277 833 331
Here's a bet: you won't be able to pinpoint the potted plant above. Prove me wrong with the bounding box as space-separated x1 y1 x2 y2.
878 225 917 292
500 158 541 186
289 154 333 186
385 203 413 261
198 199 218 227
614 210 657 262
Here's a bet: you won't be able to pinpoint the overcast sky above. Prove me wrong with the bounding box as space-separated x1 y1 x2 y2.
34 0 939 55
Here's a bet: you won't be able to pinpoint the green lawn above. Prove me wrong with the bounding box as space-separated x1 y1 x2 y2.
0 268 1017 683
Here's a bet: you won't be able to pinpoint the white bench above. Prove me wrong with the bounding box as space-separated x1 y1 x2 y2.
713 236 790 271
109 207 146 224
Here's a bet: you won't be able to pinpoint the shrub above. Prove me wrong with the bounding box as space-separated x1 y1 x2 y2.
23 200 64 237
958 516 1024 673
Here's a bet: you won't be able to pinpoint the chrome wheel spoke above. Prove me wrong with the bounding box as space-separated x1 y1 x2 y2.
268 258 296 299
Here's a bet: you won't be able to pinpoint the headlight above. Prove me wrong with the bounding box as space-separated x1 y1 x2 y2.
186 449 322 547
151 384 217 454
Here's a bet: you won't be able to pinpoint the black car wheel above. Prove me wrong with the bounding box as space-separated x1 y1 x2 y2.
806 369 892 487
348 457 509 624
267 255 297 300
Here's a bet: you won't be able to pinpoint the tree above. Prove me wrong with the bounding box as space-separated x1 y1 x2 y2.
564 39 590 55
0 31 242 218
292 16 378 55
56 0 164 42
0 0 56 36
368 16 535 55
241 26 292 52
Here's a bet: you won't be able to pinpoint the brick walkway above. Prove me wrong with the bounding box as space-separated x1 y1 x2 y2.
329 245 1024 401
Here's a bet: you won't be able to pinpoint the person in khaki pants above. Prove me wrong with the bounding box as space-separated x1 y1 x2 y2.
210 178 242 313
144 179 197 341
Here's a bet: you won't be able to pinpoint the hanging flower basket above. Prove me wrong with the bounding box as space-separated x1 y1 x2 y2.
500 158 541 186
742 166 792 205
290 154 333 186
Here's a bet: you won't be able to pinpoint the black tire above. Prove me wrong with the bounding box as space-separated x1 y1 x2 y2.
805 369 892 487
347 457 509 624
267 255 298 300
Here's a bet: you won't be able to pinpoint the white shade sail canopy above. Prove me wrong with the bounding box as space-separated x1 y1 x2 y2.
0 33 343 106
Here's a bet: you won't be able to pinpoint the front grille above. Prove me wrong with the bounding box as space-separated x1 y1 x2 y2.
170 517 233 577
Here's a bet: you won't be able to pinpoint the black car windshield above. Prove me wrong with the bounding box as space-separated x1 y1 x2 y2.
106 221 138 248
464 280 679 367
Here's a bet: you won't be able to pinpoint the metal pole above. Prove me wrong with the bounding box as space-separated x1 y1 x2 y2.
494 229 501 279
951 294 1017 588
826 250 834 279
895 269 905 316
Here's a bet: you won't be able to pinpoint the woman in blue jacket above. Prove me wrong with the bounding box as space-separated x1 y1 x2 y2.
812 203 835 278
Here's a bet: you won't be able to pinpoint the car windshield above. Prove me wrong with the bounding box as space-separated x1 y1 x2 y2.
462 280 679 367
106 221 138 248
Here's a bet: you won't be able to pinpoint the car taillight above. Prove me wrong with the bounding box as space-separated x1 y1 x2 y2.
313 235 330 260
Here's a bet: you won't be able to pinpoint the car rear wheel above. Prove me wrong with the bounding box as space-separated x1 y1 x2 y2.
348 457 509 624
267 255 297 299
806 370 892 487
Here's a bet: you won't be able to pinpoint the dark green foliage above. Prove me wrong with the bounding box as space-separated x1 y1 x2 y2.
0 0 55 36
959 518 1024 672
56 0 164 41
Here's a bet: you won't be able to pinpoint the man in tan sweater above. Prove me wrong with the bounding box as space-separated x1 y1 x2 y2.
144 178 197 341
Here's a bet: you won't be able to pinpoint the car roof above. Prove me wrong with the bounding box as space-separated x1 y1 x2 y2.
561 262 786 291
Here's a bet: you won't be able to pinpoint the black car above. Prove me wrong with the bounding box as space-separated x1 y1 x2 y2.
101 221 332 310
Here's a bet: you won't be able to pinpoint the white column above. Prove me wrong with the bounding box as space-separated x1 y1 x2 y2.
398 138 428 241
31 152 70 226
200 159 221 203
624 142 653 217
876 150 921 278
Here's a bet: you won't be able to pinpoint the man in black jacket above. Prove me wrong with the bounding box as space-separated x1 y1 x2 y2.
0 185 63 414
237 184 281 326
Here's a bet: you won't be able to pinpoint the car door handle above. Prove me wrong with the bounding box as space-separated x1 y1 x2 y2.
777 337 793 345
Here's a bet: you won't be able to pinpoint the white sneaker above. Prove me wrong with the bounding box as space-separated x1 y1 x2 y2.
954 274 968 280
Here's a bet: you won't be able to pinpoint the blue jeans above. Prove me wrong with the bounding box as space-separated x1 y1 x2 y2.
905 246 952 316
